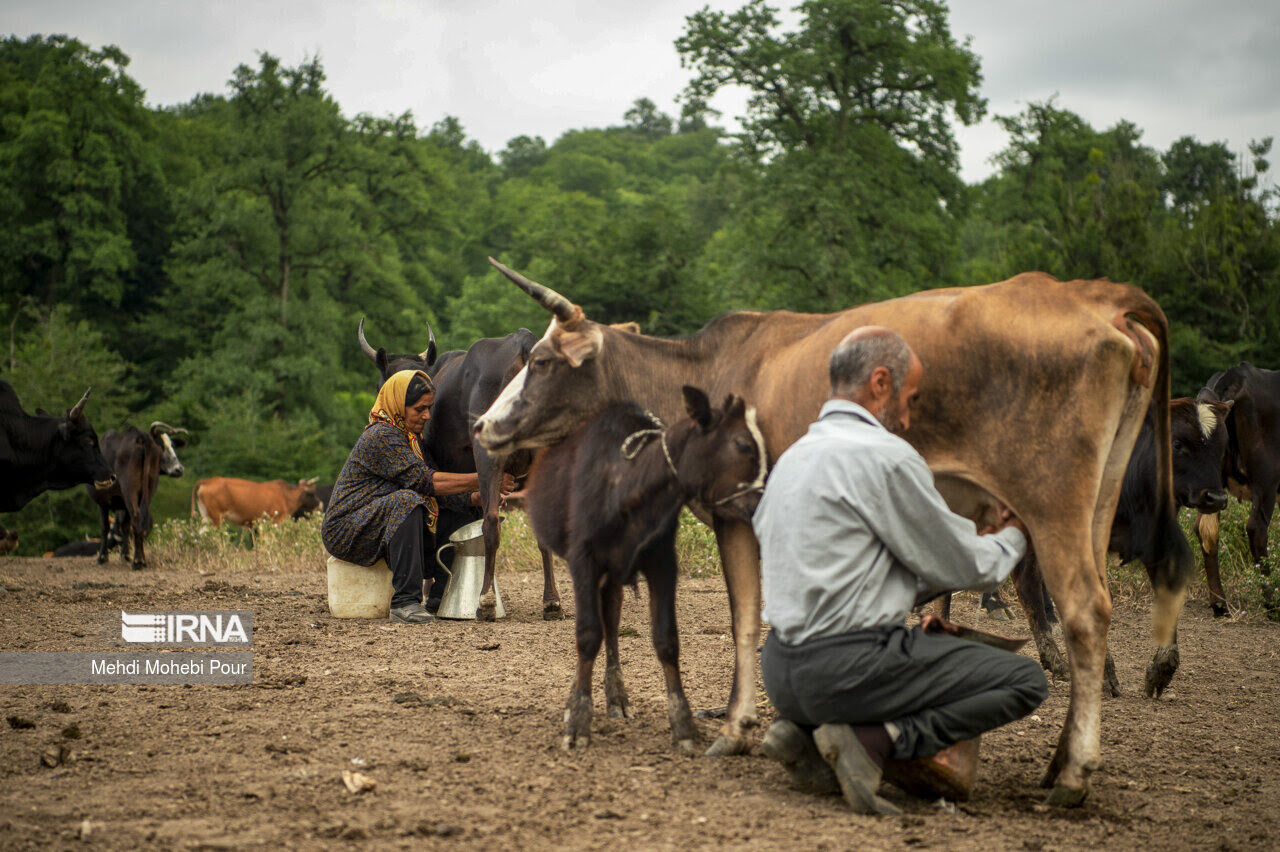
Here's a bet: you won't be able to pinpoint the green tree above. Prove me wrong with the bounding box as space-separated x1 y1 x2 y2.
676 0 985 309
0 35 170 347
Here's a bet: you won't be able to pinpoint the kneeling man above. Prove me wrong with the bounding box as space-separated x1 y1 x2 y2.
753 326 1048 814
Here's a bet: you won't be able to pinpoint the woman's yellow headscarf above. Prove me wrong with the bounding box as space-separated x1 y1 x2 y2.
368 369 434 459
368 370 440 533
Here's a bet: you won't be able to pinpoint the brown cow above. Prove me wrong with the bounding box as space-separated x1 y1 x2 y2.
0 522 17 556
473 260 1191 807
191 477 321 527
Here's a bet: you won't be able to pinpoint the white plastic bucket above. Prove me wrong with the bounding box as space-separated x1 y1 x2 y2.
326 553 392 618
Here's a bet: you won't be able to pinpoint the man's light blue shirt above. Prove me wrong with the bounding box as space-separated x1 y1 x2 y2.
753 399 1028 645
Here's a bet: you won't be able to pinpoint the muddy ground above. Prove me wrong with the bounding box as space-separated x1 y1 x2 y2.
1 554 1277 851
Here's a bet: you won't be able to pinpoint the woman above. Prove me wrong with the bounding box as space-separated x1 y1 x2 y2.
323 370 501 623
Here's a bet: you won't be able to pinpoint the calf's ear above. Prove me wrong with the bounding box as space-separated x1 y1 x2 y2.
682 386 713 430
375 348 390 379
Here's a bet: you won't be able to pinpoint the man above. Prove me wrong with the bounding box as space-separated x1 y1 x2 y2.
753 326 1048 814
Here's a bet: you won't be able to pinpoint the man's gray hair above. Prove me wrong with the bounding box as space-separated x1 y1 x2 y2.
829 328 913 395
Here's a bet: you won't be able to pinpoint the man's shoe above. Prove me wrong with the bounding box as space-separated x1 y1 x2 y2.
390 603 434 623
760 720 840 795
883 737 979 801
813 724 901 816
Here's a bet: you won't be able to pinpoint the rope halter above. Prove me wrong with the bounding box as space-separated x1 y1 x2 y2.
620 412 679 478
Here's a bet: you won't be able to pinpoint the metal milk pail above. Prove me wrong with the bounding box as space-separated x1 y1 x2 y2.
435 519 504 620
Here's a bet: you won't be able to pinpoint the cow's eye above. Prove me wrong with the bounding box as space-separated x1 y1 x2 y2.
1172 439 1185 454
734 439 754 454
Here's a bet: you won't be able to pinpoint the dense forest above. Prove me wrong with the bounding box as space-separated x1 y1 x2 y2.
3 0 1278 552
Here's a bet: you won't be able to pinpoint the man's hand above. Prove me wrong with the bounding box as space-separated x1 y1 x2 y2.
977 502 1026 536
919 613 962 636
499 474 516 495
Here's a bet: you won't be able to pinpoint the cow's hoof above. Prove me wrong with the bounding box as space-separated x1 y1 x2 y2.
1144 645 1180 699
695 706 728 720
1211 601 1229 618
1102 679 1120 699
131 562 147 571
982 606 1013 622
561 734 590 751
542 601 564 621
705 734 750 757
676 738 697 755
95 555 107 565
1046 784 1089 808
476 598 497 622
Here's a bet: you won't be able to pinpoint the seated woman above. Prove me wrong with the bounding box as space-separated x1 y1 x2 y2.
322 370 508 623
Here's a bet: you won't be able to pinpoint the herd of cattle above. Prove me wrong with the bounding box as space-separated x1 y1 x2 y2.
3 262 1280 807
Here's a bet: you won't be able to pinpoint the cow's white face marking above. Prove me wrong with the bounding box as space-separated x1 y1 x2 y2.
1196 403 1217 440
480 363 529 433
159 433 184 476
476 321 554 441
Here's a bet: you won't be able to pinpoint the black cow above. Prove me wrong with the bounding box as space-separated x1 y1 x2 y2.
361 320 560 620
51 532 122 558
524 388 767 752
945 396 1231 697
358 317 441 378
0 381 114 512
1195 363 1280 615
88 423 188 569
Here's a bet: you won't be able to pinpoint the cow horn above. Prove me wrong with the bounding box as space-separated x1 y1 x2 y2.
149 421 188 435
68 388 91 422
419 321 437 362
358 317 378 363
487 257 579 323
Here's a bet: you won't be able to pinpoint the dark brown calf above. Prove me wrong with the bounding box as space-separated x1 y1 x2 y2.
523 387 766 752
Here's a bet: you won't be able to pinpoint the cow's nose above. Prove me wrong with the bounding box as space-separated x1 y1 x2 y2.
1197 489 1229 513
473 419 485 436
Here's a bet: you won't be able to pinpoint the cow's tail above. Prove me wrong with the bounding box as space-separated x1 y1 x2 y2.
1127 301 1194 651
190 481 208 523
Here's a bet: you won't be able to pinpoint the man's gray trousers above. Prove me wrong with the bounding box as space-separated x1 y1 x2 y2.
762 625 1049 760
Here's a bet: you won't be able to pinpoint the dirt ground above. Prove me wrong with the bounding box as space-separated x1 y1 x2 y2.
1 554 1278 851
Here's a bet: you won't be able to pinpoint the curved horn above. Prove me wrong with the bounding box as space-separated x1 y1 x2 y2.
487 257 578 323
149 421 188 435
418 321 437 363
357 317 378 363
68 388 91 421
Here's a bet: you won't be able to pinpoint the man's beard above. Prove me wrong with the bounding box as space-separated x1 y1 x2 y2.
877 398 907 435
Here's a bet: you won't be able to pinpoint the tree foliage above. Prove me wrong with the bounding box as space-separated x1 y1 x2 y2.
2 11 1279 550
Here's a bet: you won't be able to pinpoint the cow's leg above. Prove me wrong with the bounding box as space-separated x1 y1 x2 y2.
1195 511 1228 617
564 566 602 750
706 518 761 757
980 588 1014 621
129 498 150 571
95 504 112 565
1246 489 1278 612
601 579 631 719
540 546 563 620
474 448 504 622
116 510 132 563
938 592 952 621
646 542 696 752
1012 554 1069 680
1036 535 1111 806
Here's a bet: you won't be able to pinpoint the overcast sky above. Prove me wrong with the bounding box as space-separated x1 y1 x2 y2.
6 0 1279 183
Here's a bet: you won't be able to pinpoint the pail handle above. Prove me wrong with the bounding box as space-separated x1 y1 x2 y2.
435 542 455 577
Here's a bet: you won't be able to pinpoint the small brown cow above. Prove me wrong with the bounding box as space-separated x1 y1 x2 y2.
191 477 321 527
